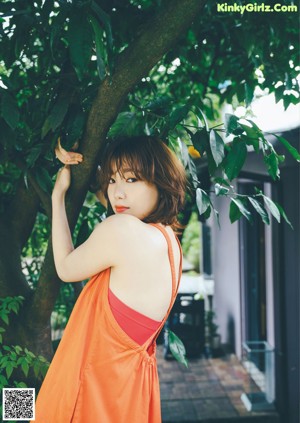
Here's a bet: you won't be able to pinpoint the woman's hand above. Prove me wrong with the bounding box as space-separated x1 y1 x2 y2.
55 138 83 165
52 166 71 198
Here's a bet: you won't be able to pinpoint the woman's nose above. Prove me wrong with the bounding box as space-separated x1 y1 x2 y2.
114 184 126 199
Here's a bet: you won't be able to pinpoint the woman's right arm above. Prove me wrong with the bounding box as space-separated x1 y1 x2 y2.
52 167 137 282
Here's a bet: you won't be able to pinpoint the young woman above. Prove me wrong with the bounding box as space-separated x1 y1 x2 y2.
32 136 186 423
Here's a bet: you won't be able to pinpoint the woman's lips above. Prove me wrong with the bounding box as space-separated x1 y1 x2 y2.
115 206 129 213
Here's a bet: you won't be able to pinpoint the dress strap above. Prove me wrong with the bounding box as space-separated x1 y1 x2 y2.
145 224 182 346
149 224 178 298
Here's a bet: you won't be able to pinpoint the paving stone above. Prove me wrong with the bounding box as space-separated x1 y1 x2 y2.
156 345 279 422
161 399 198 422
193 398 238 419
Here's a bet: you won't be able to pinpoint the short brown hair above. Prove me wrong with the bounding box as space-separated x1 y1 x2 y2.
99 136 187 228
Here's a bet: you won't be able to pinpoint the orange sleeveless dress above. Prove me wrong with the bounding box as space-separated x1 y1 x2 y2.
32 224 182 423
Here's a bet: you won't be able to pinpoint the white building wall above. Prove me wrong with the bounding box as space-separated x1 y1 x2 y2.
211 193 242 357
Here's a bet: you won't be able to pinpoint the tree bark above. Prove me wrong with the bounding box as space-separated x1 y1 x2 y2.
0 179 40 297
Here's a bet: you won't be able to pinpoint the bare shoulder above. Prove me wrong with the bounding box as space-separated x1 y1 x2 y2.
92 214 149 245
98 215 170 249
94 213 144 233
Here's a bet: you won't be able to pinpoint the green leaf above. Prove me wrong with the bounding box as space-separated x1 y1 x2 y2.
26 351 35 359
33 361 41 378
16 381 28 388
9 302 18 313
225 113 239 136
14 345 23 354
1 93 20 129
67 14 93 81
168 105 190 129
187 153 200 188
264 152 280 180
196 188 210 215
65 111 86 145
230 198 252 222
209 130 225 166
168 330 188 367
91 3 113 51
21 360 29 377
214 183 229 196
0 374 8 386
42 95 69 138
144 96 172 116
50 11 66 53
5 363 14 379
196 107 209 131
25 143 43 167
263 196 281 223
108 112 141 138
224 139 247 180
191 130 209 156
244 82 254 107
0 312 9 325
273 135 300 162
203 204 212 219
239 125 260 153
90 15 106 80
229 199 242 223
275 202 293 229
248 197 270 224
213 177 231 188
34 167 53 194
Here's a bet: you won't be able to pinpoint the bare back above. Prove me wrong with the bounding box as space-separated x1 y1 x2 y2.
109 220 181 321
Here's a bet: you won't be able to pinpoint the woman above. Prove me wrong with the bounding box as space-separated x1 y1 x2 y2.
33 136 186 423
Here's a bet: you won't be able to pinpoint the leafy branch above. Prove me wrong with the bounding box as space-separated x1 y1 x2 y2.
108 101 299 228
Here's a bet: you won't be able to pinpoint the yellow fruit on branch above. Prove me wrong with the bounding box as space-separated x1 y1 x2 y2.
188 146 201 158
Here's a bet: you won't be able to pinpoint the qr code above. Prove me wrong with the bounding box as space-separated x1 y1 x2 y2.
2 388 35 421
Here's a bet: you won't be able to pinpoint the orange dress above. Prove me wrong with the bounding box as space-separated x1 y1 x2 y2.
32 224 182 423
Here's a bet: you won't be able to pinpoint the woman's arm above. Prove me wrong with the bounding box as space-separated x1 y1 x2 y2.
51 166 76 280
51 166 135 282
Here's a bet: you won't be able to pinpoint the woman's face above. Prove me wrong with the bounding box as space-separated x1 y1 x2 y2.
107 166 159 221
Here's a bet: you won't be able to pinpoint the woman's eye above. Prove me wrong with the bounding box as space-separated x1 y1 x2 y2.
109 178 115 184
127 177 138 183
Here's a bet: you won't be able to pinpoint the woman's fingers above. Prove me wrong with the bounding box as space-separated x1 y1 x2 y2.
55 138 83 165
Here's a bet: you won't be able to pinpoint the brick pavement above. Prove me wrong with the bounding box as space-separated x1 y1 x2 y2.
156 346 280 423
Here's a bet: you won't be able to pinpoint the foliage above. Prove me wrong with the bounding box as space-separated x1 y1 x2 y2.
181 212 201 272
205 310 219 338
0 297 49 392
167 329 188 367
